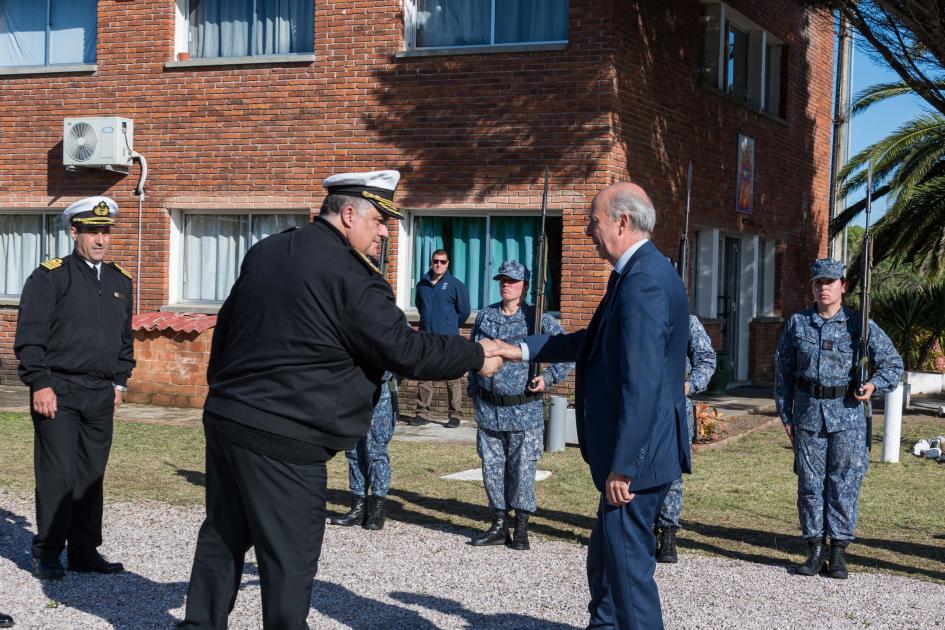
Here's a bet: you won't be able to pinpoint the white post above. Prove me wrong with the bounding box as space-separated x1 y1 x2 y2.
882 384 904 463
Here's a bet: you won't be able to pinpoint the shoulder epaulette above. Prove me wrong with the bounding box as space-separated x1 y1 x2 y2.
39 258 63 272
109 262 133 280
350 248 382 276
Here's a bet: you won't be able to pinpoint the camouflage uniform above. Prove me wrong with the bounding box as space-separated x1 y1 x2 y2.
344 372 395 497
468 304 573 513
656 315 716 528
775 305 902 541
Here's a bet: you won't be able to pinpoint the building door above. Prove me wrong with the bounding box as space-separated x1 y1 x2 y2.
717 236 741 376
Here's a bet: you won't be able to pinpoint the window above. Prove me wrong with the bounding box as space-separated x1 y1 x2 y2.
700 3 784 116
178 0 314 59
0 213 71 297
178 211 305 303
756 238 776 316
0 0 97 67
406 0 568 50
411 214 562 312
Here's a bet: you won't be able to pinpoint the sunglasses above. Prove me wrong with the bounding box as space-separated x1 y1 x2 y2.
431 259 449 265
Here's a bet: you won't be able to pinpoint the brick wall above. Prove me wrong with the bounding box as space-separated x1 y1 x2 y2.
749 317 785 385
127 328 211 408
0 0 834 404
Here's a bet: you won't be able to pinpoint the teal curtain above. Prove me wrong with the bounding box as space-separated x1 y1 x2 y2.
489 217 538 305
450 217 486 310
412 216 444 306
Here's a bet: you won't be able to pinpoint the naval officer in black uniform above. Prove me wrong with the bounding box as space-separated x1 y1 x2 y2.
14 195 134 580
179 170 502 629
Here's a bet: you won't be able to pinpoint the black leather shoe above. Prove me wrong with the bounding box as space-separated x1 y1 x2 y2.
68 552 123 574
0 612 13 628
655 527 678 563
410 416 429 427
507 511 530 551
828 541 849 579
363 496 387 530
795 538 827 576
446 417 461 428
468 510 510 546
330 496 367 526
32 557 65 580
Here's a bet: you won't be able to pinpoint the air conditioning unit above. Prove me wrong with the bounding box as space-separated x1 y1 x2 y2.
63 117 134 171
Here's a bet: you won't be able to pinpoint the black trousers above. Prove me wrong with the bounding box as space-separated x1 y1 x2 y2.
31 380 114 562
181 423 331 630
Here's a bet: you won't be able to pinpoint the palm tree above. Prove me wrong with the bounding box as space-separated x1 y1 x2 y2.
830 81 945 282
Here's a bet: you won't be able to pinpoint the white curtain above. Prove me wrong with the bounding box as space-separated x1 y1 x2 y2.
183 213 302 302
46 215 72 259
256 0 313 55
416 0 489 47
0 215 42 296
494 0 568 44
192 0 312 58
0 0 96 67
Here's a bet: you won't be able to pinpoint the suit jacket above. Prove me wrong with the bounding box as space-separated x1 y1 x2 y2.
526 240 690 491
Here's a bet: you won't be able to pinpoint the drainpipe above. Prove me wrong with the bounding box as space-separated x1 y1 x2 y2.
829 14 854 262
130 152 148 314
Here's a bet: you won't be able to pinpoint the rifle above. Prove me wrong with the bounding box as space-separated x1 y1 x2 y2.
527 167 550 392
677 162 693 290
856 163 875 451
379 237 401 421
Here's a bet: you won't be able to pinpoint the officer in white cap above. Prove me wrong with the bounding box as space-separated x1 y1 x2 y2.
14 195 134 580
180 170 503 629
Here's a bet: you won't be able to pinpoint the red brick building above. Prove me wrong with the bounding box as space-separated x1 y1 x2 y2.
0 1 834 407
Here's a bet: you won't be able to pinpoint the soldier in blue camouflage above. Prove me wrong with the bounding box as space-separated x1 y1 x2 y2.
330 372 396 530
655 315 716 563
775 258 902 579
466 260 574 550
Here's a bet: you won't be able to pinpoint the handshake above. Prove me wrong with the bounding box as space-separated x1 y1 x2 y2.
476 338 525 378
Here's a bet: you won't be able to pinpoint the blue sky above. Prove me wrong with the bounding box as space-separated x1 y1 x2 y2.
845 45 926 222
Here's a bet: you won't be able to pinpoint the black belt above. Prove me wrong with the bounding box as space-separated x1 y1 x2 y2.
798 379 850 399
478 387 543 407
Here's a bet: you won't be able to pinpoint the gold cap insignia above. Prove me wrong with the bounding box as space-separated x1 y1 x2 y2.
93 201 110 217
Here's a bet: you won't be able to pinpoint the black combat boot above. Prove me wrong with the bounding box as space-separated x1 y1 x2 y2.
655 527 679 563
468 510 510 546
363 496 387 531
828 540 849 579
329 495 366 526
795 537 827 576
507 511 530 550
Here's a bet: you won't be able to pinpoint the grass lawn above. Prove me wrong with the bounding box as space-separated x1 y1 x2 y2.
1 411 943 582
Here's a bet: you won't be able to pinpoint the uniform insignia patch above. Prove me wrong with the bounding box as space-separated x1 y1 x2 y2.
93 201 110 216
351 249 381 276
110 262 133 280
39 258 63 271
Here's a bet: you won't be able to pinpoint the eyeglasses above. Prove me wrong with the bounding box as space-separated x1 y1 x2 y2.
431 259 449 265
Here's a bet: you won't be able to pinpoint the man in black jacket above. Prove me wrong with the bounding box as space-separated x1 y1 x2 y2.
14 196 134 581
179 170 502 629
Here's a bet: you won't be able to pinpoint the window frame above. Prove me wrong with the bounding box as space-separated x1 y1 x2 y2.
0 0 98 72
400 0 569 57
168 207 309 309
0 209 72 300
398 207 564 316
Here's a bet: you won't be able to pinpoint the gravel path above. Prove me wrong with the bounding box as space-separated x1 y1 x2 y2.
1 490 942 629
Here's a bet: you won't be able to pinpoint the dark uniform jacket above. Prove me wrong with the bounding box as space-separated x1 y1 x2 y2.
205 218 484 452
15 254 135 391
416 270 471 334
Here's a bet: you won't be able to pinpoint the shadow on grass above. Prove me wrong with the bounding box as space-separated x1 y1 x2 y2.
681 521 945 582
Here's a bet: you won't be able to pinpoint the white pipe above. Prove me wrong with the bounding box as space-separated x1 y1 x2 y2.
882 383 904 463
130 152 148 315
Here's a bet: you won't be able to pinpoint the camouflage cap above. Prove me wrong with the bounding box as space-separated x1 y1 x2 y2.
493 260 530 282
810 258 845 280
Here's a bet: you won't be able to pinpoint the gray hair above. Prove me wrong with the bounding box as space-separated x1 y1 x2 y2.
320 193 374 217
608 188 655 235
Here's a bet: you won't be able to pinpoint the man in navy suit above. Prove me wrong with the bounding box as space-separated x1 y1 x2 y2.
489 182 689 629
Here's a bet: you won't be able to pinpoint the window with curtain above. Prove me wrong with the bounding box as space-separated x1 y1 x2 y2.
413 0 568 49
0 213 72 297
180 211 304 302
0 0 97 67
724 22 749 102
186 0 314 58
411 214 562 311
